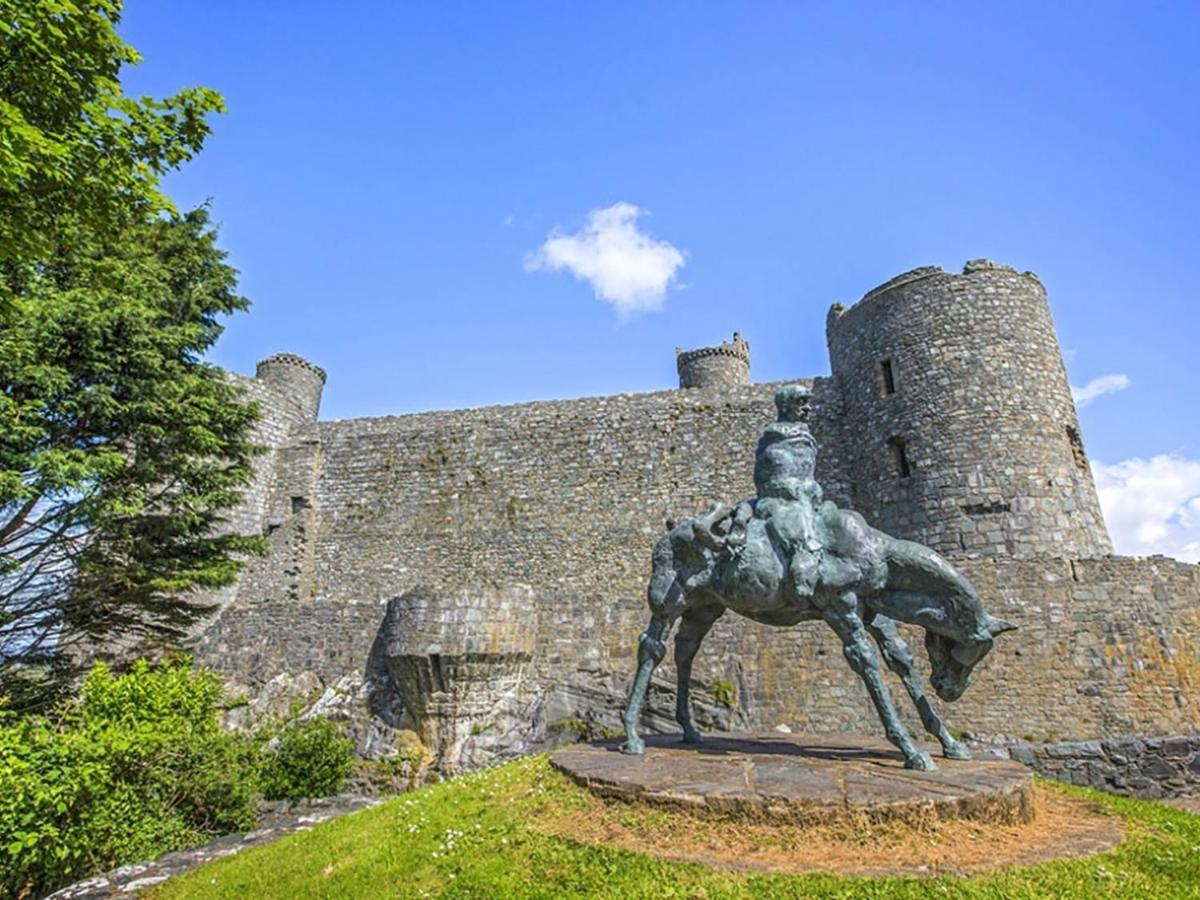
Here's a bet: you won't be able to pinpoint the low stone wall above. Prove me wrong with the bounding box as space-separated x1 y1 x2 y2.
1007 735 1200 799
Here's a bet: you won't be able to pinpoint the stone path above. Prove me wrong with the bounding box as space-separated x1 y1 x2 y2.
552 733 1034 826
46 795 379 899
1166 794 1200 815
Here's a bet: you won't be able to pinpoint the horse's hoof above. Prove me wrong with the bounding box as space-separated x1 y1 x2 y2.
680 728 702 744
621 738 646 756
943 740 972 761
905 751 937 771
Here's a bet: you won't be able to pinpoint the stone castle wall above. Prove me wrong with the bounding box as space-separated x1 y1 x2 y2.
200 364 324 612
193 377 849 684
194 544 1200 745
187 260 1199 766
1008 734 1200 799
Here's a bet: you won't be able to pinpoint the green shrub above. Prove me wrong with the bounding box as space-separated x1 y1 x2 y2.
0 659 258 899
257 716 354 801
0 659 360 896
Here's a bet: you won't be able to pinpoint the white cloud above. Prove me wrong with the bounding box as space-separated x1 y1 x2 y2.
1071 373 1130 407
1093 454 1200 562
524 202 686 319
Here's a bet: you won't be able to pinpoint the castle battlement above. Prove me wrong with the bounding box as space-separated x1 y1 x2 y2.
832 260 1043 319
256 352 328 384
238 262 1110 563
181 261 1200 763
824 260 1111 560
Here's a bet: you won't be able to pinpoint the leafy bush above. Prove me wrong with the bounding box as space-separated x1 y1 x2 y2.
0 659 258 898
257 716 354 801
0 659 359 896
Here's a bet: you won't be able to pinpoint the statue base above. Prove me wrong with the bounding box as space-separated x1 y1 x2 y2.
551 732 1033 827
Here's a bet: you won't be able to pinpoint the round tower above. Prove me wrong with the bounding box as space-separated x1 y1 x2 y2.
255 352 326 425
826 260 1111 560
676 332 751 389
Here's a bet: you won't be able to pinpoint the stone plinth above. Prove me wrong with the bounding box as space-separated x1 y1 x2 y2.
551 733 1034 826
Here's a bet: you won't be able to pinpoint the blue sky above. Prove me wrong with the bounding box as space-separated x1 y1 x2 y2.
119 2 1199 559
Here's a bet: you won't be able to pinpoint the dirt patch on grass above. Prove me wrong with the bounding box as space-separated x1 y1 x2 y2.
536 784 1124 877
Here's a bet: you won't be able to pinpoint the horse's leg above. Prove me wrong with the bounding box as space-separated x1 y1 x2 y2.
675 604 725 744
622 614 674 755
868 615 970 760
823 592 935 771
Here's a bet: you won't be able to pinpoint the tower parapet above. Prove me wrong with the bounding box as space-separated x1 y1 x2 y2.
676 332 751 389
255 352 326 424
826 260 1112 560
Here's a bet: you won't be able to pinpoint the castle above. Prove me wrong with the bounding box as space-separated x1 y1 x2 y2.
190 260 1200 776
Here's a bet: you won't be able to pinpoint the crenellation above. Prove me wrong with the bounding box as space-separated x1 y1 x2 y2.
676 332 751 388
255 352 326 424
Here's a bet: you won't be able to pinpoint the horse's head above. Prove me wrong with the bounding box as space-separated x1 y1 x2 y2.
924 615 1016 701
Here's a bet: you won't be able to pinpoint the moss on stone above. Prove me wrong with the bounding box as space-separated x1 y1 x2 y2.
712 677 738 709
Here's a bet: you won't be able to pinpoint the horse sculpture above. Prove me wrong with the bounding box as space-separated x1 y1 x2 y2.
622 384 1015 771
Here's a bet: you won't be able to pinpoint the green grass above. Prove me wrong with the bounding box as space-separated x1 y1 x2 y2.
152 756 1200 899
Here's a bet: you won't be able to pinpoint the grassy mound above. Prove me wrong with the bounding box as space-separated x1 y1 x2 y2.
152 755 1200 899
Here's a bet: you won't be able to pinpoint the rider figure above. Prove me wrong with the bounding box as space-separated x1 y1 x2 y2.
698 384 825 599
752 384 824 598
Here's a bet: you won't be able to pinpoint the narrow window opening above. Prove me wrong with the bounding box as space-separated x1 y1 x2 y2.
1066 426 1088 471
879 358 896 395
889 437 912 479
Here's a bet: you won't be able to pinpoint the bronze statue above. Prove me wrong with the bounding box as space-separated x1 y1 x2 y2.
622 384 1015 770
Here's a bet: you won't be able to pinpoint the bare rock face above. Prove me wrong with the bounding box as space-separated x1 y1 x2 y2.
220 671 323 732
381 584 540 773
220 669 409 770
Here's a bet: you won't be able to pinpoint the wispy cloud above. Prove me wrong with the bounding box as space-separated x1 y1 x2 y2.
524 202 686 320
1094 454 1200 562
1071 373 1130 407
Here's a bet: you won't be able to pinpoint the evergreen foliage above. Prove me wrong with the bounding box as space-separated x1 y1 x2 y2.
0 208 265 702
257 717 355 802
0 1 259 706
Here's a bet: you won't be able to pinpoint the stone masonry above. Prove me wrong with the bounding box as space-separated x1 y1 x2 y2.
187 261 1200 780
1007 735 1200 799
381 584 540 772
827 260 1110 560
